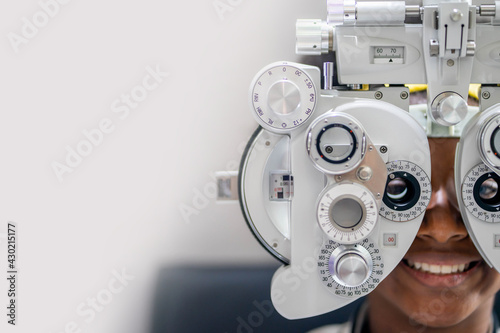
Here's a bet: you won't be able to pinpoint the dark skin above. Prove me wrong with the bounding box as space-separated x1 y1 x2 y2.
368 138 500 333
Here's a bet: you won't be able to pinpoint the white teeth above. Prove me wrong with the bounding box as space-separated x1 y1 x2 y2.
406 260 475 275
430 264 440 273
441 265 452 274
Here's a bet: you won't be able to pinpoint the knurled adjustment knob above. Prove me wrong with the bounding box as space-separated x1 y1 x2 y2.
430 92 468 126
296 19 332 55
336 251 370 287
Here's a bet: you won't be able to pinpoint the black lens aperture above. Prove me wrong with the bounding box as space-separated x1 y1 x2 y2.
474 172 500 212
383 171 421 211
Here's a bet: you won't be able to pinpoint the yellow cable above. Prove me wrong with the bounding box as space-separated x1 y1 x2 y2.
406 84 427 93
405 84 481 100
469 84 480 100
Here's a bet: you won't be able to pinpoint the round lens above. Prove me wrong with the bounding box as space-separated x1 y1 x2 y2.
479 178 499 201
330 198 363 229
382 171 421 212
386 178 409 202
473 172 500 212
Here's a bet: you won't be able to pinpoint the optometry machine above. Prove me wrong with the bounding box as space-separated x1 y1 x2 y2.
237 0 500 319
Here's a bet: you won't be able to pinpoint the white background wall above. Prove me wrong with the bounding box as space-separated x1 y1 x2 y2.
0 0 325 332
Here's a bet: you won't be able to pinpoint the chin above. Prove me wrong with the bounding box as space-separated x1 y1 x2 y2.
407 306 473 329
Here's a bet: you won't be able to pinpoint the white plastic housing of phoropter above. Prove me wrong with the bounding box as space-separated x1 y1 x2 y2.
240 61 431 318
237 0 500 321
455 103 500 274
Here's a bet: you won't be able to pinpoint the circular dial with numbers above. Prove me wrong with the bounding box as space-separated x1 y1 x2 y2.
251 63 317 133
462 163 500 222
317 183 378 244
318 239 384 297
379 161 431 222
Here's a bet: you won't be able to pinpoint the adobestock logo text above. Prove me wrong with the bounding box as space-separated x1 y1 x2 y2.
7 0 73 54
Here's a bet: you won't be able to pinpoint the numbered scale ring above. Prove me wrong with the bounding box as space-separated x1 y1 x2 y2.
317 183 378 244
462 163 500 222
251 63 317 133
318 239 384 297
380 160 432 222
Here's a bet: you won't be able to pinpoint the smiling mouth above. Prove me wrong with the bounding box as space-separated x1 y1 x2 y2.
402 259 482 275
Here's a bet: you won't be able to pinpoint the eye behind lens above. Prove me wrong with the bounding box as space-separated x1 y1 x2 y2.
474 173 500 211
382 171 421 212
386 177 410 201
479 178 499 201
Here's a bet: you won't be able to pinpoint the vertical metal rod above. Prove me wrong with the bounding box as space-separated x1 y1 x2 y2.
323 62 334 90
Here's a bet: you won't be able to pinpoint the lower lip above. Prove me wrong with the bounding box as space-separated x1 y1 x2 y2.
400 261 483 288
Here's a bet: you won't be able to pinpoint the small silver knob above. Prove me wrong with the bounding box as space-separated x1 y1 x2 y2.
450 8 463 22
430 92 468 126
429 39 439 57
466 41 476 57
357 166 373 181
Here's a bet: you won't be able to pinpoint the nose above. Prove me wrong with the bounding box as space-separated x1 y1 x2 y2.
417 185 468 244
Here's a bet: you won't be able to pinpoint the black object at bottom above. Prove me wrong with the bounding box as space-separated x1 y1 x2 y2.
150 265 364 333
150 265 500 333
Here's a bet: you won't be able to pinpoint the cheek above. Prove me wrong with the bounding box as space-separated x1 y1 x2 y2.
371 265 500 328
372 267 418 310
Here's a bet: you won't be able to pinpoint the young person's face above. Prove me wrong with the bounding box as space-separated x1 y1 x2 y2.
371 138 500 328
